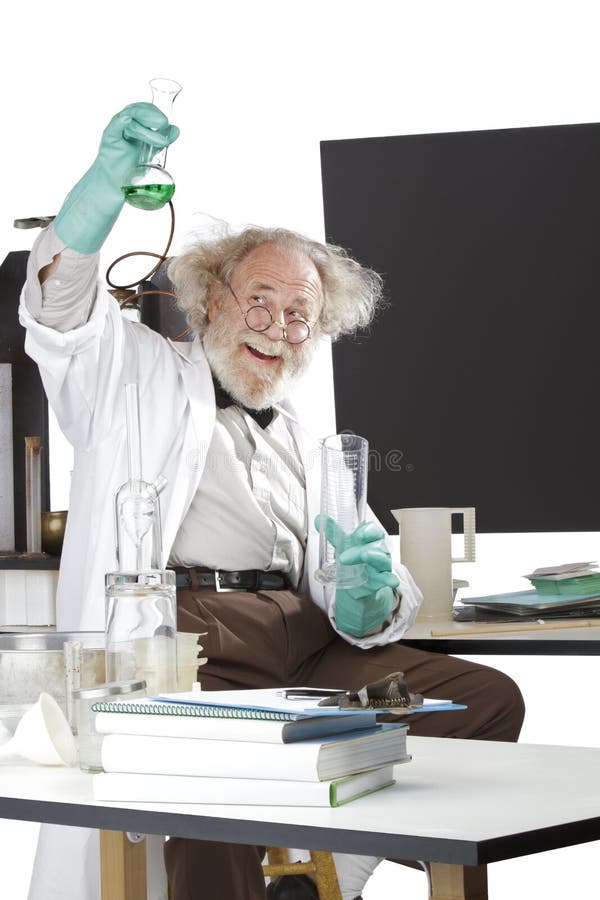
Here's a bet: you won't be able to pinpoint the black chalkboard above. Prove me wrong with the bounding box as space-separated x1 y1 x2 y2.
321 123 600 533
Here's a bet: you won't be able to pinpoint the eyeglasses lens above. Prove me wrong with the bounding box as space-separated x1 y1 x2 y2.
245 306 271 332
245 306 309 344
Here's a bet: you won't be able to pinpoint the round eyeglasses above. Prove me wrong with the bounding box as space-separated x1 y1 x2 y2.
227 284 313 344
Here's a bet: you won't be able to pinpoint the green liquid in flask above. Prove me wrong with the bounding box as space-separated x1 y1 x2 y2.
122 183 176 211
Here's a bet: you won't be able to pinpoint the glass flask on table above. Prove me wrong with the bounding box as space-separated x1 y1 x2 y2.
105 383 177 695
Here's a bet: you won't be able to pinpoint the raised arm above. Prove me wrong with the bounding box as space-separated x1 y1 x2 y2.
54 102 179 254
24 103 180 329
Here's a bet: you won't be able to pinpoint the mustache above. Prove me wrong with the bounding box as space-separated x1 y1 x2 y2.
237 332 295 362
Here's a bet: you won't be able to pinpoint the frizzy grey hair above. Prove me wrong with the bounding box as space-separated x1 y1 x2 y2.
167 224 385 340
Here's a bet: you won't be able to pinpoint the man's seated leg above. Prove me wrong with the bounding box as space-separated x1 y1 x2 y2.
299 638 525 742
172 589 525 899
164 837 267 900
168 587 335 900
297 635 526 898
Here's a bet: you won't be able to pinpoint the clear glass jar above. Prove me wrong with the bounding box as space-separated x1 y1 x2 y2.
105 570 177 696
73 679 146 772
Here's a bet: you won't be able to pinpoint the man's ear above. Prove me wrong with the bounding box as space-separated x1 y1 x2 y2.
207 282 224 322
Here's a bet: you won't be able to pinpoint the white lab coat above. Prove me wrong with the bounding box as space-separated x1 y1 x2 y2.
19 281 421 900
19 283 421 642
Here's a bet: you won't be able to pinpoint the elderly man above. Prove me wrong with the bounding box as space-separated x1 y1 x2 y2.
21 103 525 900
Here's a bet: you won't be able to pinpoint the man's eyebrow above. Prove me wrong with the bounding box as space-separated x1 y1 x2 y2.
248 282 276 293
248 282 312 307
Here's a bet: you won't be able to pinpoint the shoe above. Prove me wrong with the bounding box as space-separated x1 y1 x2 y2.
266 874 319 899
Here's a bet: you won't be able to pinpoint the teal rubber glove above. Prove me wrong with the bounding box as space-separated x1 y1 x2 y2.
54 102 180 254
316 515 400 637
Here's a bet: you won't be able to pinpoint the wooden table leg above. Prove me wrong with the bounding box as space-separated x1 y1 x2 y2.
429 863 488 900
100 829 147 900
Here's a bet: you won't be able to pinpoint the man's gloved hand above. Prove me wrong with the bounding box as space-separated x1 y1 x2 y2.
54 103 180 254
316 515 400 637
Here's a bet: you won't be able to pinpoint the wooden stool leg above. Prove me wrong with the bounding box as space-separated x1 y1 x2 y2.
100 829 147 900
266 846 290 867
429 863 488 900
310 850 343 900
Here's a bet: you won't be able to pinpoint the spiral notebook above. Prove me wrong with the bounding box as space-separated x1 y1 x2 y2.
92 688 366 722
92 687 465 721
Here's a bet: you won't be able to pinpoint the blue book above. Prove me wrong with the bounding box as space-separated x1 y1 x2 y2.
461 589 600 615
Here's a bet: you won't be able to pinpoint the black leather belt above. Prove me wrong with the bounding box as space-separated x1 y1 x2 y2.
174 566 288 592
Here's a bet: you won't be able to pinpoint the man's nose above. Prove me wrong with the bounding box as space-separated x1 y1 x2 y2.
263 316 286 340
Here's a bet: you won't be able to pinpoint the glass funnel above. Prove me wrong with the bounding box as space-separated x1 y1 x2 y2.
122 77 182 211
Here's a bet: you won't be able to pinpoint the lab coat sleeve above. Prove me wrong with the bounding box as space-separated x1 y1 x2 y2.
19 230 168 451
22 224 99 330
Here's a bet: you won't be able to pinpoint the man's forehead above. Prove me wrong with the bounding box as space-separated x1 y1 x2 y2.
232 244 323 301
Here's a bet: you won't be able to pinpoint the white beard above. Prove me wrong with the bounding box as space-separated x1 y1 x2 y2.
203 316 315 410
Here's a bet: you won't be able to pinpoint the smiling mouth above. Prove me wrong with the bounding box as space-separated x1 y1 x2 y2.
245 343 282 364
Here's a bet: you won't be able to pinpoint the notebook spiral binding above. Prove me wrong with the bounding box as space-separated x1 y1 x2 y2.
91 701 296 721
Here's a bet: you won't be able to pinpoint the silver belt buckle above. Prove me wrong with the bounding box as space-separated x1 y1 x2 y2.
214 570 237 592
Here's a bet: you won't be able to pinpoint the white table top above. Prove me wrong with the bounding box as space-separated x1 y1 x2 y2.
1 736 600 864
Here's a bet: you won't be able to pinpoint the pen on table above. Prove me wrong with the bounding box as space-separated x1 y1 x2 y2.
276 689 345 700
430 618 600 637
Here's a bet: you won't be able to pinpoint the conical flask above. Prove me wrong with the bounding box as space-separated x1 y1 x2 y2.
121 77 182 211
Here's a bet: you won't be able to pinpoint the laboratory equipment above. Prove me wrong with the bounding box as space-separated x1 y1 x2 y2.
316 433 369 588
122 77 182 211
115 383 167 571
0 631 204 736
24 435 42 554
105 383 177 695
0 692 76 766
41 509 67 556
105 570 177 694
391 507 476 619
73 679 145 772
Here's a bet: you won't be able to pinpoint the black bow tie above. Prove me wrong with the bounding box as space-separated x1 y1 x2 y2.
212 378 274 429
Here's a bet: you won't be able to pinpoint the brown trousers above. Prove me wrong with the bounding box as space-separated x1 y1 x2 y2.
165 588 525 900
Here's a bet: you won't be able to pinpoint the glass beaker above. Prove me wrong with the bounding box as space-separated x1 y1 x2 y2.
122 77 182 211
105 571 177 696
315 433 369 588
73 679 146 772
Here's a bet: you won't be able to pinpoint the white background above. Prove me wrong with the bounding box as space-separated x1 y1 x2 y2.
2 0 600 896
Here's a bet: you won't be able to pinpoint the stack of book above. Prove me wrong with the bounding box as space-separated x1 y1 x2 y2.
91 688 413 808
458 561 600 618
525 562 600 596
